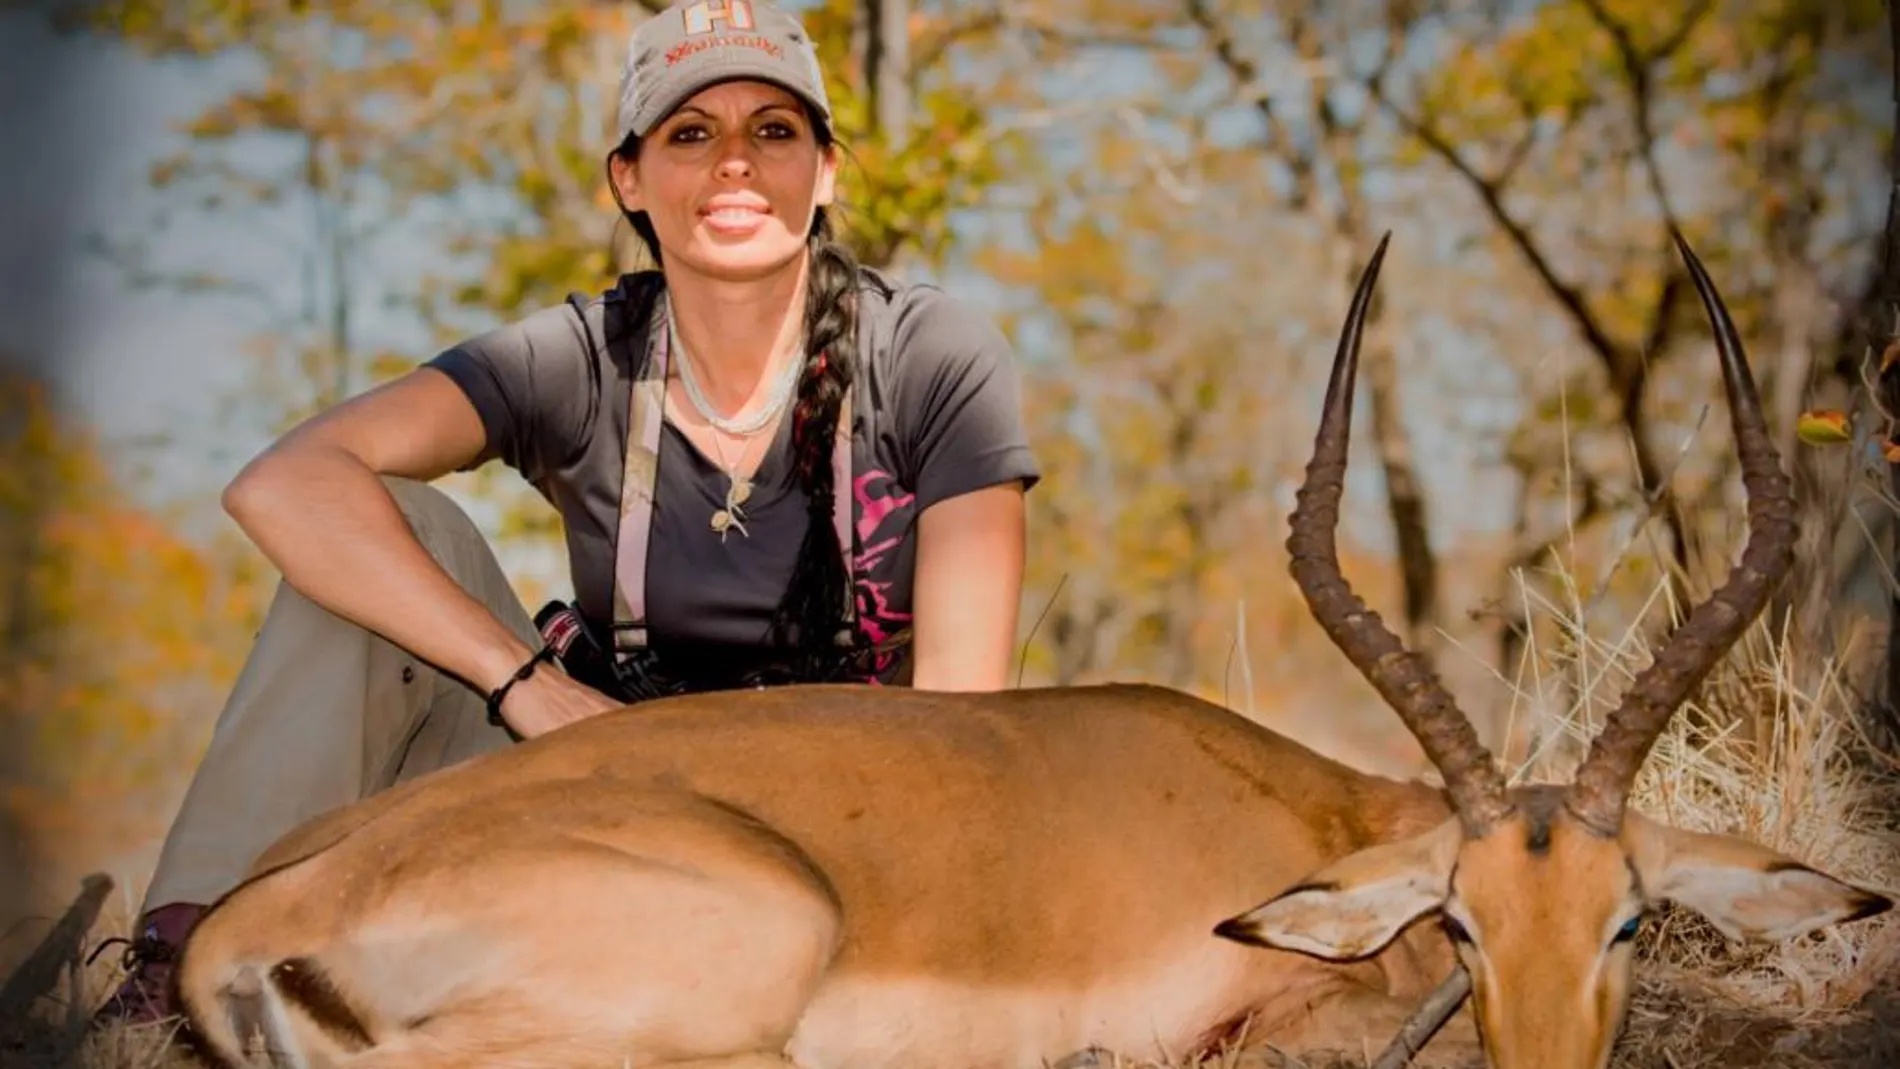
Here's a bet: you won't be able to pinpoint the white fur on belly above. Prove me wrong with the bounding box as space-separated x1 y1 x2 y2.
784 942 1256 1069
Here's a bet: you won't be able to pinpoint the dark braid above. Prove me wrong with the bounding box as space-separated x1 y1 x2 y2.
607 116 863 664
771 209 859 657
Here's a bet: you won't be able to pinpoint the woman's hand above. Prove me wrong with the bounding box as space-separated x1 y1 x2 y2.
496 668 626 739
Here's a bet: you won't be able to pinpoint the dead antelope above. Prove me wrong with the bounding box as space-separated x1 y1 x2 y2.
173 231 1888 1069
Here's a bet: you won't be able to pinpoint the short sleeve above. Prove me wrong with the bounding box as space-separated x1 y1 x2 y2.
886 286 1042 512
424 302 601 484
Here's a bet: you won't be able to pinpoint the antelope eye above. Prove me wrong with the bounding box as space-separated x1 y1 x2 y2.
1442 914 1473 945
1611 915 1642 945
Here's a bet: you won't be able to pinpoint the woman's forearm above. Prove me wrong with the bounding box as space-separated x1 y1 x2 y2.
910 483 1027 691
222 443 534 696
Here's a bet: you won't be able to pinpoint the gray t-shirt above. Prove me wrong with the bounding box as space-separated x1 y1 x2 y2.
425 266 1041 687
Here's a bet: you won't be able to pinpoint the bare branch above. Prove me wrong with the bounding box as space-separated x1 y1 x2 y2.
1370 84 1622 368
917 1 1187 75
1183 0 1320 203
1365 8 1707 598
1574 0 1715 266
1372 968 1471 1069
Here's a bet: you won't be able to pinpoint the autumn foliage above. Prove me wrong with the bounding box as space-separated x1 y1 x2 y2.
0 373 267 925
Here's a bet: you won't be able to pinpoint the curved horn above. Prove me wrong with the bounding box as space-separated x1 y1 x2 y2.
1287 232 1513 837
1564 231 1800 835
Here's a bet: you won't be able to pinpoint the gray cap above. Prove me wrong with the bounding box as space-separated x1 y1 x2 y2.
614 0 833 146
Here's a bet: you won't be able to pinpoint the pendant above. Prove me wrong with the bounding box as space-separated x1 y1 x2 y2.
711 474 753 541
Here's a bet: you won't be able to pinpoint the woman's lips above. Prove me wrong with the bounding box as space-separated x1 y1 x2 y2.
702 204 770 236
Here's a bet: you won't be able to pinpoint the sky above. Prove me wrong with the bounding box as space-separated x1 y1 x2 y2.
3 12 305 505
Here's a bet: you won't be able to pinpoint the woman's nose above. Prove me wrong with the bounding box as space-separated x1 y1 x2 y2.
714 138 756 178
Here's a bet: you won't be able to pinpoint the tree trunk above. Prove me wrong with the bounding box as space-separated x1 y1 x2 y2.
1870 0 1900 753
861 0 910 141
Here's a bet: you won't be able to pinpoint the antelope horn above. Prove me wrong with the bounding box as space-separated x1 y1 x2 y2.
1287 232 1513 838
1564 231 1800 835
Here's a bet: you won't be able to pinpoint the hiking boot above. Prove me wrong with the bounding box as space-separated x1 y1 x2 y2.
90 901 206 1026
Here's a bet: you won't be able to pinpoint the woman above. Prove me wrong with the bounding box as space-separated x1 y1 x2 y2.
96 0 1039 1023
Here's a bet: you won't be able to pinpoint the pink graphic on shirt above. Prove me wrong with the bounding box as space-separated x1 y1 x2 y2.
850 468 915 680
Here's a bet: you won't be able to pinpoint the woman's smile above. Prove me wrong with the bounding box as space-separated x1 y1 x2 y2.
701 195 773 236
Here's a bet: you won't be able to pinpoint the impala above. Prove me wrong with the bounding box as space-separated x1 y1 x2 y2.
174 232 1889 1069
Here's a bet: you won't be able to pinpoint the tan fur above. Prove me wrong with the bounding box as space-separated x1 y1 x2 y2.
177 684 1888 1069
1448 789 1641 1069
177 683 1468 1069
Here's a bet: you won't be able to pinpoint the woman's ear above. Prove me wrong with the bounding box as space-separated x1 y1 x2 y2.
609 152 643 214
815 144 838 209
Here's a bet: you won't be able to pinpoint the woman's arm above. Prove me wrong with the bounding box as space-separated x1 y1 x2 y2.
908 481 1029 690
223 368 616 735
880 285 1043 691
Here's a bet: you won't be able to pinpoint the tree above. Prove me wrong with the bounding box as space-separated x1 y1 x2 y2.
0 368 266 917
1375 0 1890 751
959 0 1888 760
1179 0 1449 673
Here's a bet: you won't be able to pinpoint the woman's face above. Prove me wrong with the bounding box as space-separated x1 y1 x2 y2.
612 79 837 283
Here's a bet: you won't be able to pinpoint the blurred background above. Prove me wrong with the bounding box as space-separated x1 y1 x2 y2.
0 0 1895 988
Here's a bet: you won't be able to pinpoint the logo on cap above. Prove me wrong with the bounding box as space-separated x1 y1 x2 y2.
682 0 756 35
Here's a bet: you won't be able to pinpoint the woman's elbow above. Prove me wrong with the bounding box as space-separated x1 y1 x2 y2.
220 442 327 530
221 453 278 526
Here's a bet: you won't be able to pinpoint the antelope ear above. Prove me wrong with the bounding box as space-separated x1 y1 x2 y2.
1214 818 1462 960
1624 810 1892 942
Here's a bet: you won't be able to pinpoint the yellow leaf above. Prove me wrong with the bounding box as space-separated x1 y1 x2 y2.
1795 409 1853 445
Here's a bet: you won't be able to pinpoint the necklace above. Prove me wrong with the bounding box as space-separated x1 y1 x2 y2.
667 294 802 438
663 295 797 539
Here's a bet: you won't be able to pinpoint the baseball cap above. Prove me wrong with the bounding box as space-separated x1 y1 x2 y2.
614 0 834 146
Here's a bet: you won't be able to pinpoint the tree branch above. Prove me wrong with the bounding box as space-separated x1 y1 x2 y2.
920 1 1182 73
1372 967 1471 1069
1183 0 1318 205
1574 0 1713 231
1575 0 1714 356
1367 11 1701 598
1187 0 1445 650
1369 85 1623 368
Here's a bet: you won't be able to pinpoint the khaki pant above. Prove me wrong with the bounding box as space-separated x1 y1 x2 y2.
142 477 534 910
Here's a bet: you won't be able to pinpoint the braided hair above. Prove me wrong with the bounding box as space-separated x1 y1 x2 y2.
610 112 862 667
